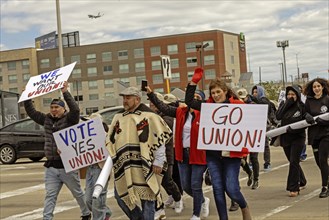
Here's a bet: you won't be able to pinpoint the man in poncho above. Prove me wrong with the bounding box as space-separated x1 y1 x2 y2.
106 87 172 220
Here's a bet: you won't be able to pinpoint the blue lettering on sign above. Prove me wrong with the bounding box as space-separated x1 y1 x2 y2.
40 69 60 80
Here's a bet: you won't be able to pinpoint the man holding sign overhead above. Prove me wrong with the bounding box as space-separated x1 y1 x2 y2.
23 81 91 220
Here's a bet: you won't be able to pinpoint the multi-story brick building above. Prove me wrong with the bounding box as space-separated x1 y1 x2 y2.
0 29 249 116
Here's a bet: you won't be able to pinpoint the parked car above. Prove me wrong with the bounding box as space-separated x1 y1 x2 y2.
0 118 45 164
96 106 124 125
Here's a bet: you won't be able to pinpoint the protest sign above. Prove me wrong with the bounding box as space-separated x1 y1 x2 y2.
18 62 76 103
53 117 109 173
197 103 268 152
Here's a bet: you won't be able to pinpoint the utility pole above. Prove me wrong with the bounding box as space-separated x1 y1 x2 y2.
259 66 262 85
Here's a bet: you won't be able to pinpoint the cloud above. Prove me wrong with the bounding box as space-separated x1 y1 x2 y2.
1 0 328 81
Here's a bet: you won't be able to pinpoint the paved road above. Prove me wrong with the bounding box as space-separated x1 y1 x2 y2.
1 147 328 220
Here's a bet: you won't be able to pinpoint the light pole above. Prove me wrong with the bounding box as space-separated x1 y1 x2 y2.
296 52 300 83
276 40 289 87
279 62 285 88
55 0 64 67
196 42 209 91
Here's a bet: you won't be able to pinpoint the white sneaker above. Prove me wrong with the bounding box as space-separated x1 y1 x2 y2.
154 208 166 220
190 215 201 220
174 199 184 213
164 195 174 208
201 197 210 218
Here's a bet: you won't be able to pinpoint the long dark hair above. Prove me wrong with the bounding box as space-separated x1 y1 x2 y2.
303 78 329 97
208 78 239 100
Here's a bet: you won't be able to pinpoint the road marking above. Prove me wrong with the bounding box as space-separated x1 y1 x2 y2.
255 189 320 220
0 172 43 176
0 166 27 171
0 184 44 200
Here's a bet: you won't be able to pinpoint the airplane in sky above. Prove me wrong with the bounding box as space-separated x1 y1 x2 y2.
88 12 103 19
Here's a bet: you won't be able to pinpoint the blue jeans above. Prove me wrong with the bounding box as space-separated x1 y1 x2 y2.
206 155 248 220
178 148 206 217
85 165 112 220
114 188 155 220
44 167 90 220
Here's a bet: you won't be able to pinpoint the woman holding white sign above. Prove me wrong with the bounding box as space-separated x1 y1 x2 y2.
303 78 329 198
275 85 311 197
186 68 251 220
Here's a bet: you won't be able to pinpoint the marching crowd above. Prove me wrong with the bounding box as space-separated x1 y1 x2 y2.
23 68 329 220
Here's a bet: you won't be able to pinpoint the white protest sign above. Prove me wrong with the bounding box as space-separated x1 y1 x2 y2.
197 103 268 152
160 55 172 79
18 62 76 103
53 117 109 173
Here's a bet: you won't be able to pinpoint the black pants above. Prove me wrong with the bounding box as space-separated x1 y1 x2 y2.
312 137 329 187
283 138 307 192
249 152 259 181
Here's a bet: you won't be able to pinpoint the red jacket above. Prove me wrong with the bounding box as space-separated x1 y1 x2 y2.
174 107 207 165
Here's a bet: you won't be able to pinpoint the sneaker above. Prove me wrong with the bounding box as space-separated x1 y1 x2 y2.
229 200 239 211
190 215 201 220
251 180 259 190
300 157 307 162
164 195 175 208
319 187 329 198
247 172 253 187
174 199 184 213
201 197 210 218
154 208 166 220
81 214 91 220
264 164 271 172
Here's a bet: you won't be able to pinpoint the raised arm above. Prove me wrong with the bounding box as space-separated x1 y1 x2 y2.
185 84 202 111
62 81 80 124
146 86 177 118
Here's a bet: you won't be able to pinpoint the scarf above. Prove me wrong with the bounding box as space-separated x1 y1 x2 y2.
106 104 172 210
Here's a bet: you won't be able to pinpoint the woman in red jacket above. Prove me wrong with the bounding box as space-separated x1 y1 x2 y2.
185 68 252 220
146 87 210 220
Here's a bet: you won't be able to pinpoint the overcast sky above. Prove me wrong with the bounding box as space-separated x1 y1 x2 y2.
1 0 328 82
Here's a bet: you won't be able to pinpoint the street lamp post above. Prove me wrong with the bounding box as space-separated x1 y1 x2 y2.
279 62 285 88
55 0 64 67
195 42 209 91
276 40 289 87
296 52 300 83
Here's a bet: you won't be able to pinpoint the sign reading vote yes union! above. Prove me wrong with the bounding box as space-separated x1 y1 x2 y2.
53 117 109 173
197 103 268 153
18 62 76 103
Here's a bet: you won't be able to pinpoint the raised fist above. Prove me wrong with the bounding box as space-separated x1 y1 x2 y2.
191 67 204 84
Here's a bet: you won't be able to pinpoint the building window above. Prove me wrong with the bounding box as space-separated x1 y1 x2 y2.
7 61 16 70
104 79 113 88
120 77 130 86
203 40 214 50
86 53 96 63
204 55 215 65
168 44 178 54
88 80 98 89
104 92 115 98
72 81 82 91
0 76 3 83
171 72 180 82
89 94 99 100
0 63 2 73
152 60 161 70
71 55 80 64
22 60 30 69
152 74 163 84
43 98 53 106
230 41 234 50
232 69 236 77
119 64 129 73
74 95 83 101
72 68 82 78
8 75 17 83
205 69 216 80
40 59 50 68
187 71 194 81
23 73 30 82
154 88 164 93
86 107 98 115
185 42 197 52
186 57 197 67
118 50 128 60
134 48 144 58
136 76 146 85
135 62 145 72
150 46 161 56
9 88 18 93
171 58 179 68
103 65 113 74
87 67 97 77
102 52 112 62
231 55 235 64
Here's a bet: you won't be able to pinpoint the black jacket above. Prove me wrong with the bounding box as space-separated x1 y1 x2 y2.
276 85 307 147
